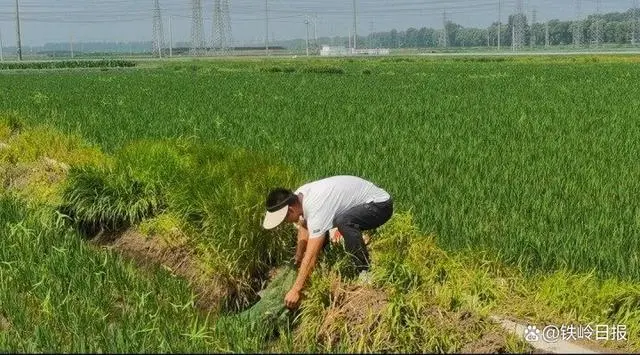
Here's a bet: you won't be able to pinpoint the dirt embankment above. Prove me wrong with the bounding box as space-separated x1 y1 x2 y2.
90 229 231 313
0 313 11 331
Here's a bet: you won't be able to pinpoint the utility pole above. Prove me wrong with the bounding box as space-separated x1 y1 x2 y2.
305 16 310 56
0 28 4 61
313 13 318 52
352 0 357 50
16 0 23 61
265 0 269 55
70 34 74 58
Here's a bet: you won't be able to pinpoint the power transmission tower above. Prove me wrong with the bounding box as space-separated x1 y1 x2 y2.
369 21 374 49
498 0 502 51
352 0 357 50
592 0 603 47
631 0 640 45
545 20 550 48
572 0 583 48
191 0 205 56
15 0 23 61
213 0 233 55
265 0 269 55
512 0 525 51
152 0 164 58
531 7 537 48
440 10 448 48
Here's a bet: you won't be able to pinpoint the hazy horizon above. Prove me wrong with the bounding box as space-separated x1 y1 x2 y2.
0 0 638 47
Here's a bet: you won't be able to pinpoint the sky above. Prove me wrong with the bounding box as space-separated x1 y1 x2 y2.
0 0 637 47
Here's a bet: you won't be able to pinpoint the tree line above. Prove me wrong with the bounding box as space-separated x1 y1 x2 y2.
360 8 640 48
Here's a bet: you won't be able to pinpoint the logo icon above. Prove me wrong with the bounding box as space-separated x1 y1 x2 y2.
524 325 540 342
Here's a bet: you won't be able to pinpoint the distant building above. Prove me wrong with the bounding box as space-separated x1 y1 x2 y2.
320 45 349 56
352 48 391 56
320 45 390 57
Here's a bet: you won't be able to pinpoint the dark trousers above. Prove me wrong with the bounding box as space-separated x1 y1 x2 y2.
329 198 394 273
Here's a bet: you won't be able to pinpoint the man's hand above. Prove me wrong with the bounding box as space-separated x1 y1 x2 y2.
285 234 324 310
284 288 301 310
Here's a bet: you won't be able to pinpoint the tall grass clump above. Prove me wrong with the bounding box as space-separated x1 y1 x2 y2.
62 164 166 234
61 137 302 309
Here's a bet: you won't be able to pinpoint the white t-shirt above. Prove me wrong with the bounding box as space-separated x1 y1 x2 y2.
294 175 391 239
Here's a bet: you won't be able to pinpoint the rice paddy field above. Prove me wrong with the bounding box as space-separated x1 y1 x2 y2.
1 54 640 353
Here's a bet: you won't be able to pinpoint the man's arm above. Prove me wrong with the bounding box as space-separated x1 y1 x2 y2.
294 224 309 267
284 235 325 309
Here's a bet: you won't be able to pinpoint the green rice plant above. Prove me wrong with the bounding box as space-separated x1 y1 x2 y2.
259 66 283 73
3 56 640 352
0 120 105 167
300 65 345 74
